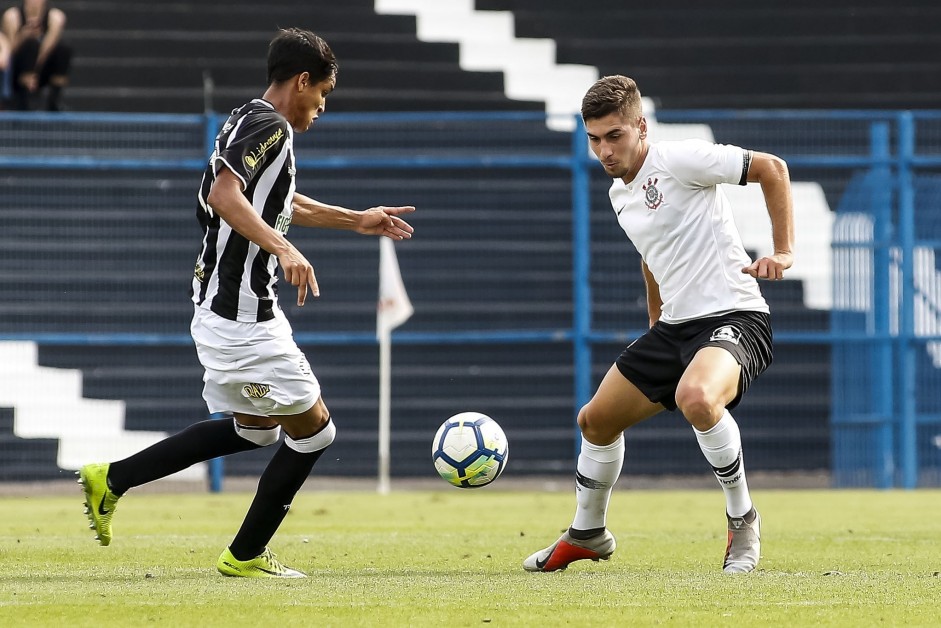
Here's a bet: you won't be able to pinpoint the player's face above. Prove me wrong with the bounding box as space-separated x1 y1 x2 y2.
289 73 336 133
585 112 648 181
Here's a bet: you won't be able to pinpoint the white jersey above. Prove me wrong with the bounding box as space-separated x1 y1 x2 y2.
608 139 769 323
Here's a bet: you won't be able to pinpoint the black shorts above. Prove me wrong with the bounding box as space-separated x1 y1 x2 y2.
615 311 773 411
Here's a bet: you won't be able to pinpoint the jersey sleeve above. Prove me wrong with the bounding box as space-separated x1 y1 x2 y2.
662 139 752 188
212 112 289 190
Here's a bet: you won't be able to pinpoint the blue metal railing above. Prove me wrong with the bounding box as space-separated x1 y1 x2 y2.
2 109 939 487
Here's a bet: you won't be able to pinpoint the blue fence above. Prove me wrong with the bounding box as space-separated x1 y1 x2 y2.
1 109 939 487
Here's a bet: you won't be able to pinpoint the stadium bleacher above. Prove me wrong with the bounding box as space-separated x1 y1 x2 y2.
477 0 941 110
6 0 936 483
59 0 543 114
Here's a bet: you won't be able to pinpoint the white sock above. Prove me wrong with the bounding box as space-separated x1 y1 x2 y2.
571 434 625 531
694 411 753 517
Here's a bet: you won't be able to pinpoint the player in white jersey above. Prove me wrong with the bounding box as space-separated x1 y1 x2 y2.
78 28 415 578
524 75 794 574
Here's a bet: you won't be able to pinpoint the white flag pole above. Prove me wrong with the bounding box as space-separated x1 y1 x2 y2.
376 238 413 495
377 325 393 495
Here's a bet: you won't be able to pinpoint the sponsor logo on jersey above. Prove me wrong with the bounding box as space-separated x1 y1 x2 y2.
242 383 271 399
643 177 664 210
244 127 285 170
709 325 742 345
274 213 292 235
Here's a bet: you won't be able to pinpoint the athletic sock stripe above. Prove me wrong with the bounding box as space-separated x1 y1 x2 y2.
575 470 610 490
712 450 743 478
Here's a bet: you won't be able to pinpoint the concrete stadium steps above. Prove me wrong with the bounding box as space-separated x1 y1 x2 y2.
71 59 509 93
64 1 416 34
480 3 940 39
55 0 545 114
0 341 205 479
476 0 941 110
0 164 582 334
32 335 831 478
0 408 63 480
36 342 579 477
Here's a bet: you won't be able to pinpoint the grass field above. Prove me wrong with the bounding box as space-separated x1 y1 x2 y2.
1 486 939 627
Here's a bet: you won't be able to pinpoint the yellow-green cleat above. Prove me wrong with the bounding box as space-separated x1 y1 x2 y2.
77 462 120 546
217 547 307 578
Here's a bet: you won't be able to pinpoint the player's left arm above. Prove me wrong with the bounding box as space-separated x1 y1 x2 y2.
741 151 794 281
291 192 414 240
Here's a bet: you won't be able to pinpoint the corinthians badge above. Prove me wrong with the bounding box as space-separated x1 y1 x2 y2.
643 177 664 211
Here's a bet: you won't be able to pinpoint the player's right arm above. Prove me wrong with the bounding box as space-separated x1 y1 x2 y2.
641 260 662 328
206 167 319 305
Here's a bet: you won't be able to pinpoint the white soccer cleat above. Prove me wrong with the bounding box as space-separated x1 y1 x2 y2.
723 508 761 573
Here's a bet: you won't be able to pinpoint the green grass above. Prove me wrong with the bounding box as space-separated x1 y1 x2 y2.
1 487 940 626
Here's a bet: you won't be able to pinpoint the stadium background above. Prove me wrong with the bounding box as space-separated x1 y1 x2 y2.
1 0 940 488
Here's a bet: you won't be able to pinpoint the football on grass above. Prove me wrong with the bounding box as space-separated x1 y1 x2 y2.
432 412 508 488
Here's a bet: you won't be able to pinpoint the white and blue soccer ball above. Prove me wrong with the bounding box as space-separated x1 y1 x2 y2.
432 412 508 488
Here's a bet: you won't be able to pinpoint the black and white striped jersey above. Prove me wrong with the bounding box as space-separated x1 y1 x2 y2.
191 99 297 322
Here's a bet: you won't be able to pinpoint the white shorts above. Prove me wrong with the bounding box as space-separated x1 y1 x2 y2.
191 305 321 416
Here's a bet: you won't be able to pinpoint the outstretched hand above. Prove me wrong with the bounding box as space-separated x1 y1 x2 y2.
356 206 415 240
742 252 793 281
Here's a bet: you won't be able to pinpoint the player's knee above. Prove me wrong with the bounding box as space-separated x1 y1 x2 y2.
285 417 336 453
577 405 619 444
234 421 282 446
675 387 723 430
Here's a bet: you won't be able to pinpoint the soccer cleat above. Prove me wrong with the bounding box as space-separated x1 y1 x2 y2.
723 507 761 573
217 547 307 578
78 462 120 546
522 529 616 572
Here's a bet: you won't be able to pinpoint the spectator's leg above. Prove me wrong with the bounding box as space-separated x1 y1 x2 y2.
11 37 40 110
40 42 72 111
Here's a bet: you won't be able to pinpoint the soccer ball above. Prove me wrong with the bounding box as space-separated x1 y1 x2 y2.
432 412 508 488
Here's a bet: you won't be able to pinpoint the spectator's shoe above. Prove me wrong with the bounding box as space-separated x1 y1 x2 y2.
723 507 761 573
217 547 307 578
523 529 616 572
78 463 120 546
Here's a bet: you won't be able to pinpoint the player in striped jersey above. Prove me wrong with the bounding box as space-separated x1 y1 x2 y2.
523 76 794 574
79 28 414 578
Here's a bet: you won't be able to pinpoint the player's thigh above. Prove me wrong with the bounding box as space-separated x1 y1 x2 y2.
579 364 664 443
675 346 741 414
234 396 330 441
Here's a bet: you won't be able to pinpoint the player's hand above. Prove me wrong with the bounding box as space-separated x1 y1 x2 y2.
742 252 793 281
355 206 415 240
279 246 319 306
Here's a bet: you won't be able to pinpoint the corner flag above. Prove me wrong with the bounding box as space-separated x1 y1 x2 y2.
377 238 413 336
376 237 412 494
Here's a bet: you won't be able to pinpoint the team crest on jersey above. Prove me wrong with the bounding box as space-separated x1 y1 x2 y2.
643 177 664 211
709 325 742 345
242 383 271 399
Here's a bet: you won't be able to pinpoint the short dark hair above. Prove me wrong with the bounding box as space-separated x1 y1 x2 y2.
581 75 642 121
267 28 338 86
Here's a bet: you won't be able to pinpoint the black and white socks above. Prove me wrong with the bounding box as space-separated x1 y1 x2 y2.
694 411 753 518
571 434 625 535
